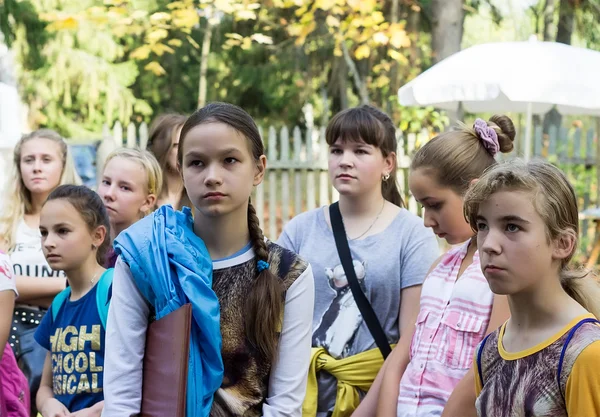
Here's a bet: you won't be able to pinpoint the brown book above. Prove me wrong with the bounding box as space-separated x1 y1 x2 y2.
140 304 192 417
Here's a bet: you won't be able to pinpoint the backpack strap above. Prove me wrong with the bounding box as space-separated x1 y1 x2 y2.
329 202 392 359
557 317 600 399
96 269 114 330
51 287 72 322
476 332 493 388
50 269 114 329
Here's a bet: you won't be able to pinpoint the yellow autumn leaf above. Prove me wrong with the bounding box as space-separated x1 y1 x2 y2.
354 44 370 60
389 29 410 49
167 1 187 9
371 11 385 24
373 32 389 45
247 3 261 10
294 20 316 45
358 0 376 14
388 49 408 64
50 16 79 31
326 15 340 27
334 46 343 57
147 28 169 44
300 20 316 37
224 38 241 48
130 45 152 60
287 24 303 37
108 7 128 16
375 75 390 88
145 61 166 76
315 0 336 11
295 4 309 17
172 9 200 28
151 43 176 56
150 12 172 24
214 0 235 13
225 33 244 40
167 38 183 47
241 37 252 50
187 35 200 49
131 10 149 20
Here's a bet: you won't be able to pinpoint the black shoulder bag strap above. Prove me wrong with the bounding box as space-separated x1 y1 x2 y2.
329 202 392 359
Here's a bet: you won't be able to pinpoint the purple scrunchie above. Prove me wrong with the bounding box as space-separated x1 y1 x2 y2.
473 118 500 156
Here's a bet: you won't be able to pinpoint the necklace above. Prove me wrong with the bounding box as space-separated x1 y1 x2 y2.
90 268 103 284
346 200 386 241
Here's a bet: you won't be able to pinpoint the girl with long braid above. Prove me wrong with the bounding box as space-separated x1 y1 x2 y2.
101 102 315 417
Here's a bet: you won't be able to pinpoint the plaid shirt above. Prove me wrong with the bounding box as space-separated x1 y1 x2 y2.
397 241 494 417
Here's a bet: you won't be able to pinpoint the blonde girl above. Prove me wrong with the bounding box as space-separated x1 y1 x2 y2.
354 117 514 417
146 113 189 209
97 148 162 267
466 159 600 416
0 130 81 302
102 103 314 417
0 130 80 415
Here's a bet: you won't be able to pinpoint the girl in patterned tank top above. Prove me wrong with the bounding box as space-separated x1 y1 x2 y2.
464 159 600 417
354 116 517 417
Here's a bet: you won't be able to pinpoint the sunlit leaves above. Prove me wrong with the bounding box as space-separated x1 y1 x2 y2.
144 61 166 75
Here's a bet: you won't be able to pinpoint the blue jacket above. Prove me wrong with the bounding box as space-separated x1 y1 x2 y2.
114 205 223 417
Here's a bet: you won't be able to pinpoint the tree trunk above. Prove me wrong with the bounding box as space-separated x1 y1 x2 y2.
543 0 557 41
430 0 465 123
387 0 400 115
430 0 464 64
544 0 576 133
198 21 214 109
556 0 575 45
341 41 369 105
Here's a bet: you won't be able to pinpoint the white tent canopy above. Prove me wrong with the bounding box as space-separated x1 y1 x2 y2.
398 38 600 160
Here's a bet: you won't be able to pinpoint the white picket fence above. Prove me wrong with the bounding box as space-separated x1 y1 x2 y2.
96 122 424 238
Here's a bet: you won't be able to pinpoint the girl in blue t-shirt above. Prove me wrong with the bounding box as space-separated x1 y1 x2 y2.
34 185 112 417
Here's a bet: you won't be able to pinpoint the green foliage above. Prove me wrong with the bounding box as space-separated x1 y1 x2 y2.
0 0 597 139
0 0 47 68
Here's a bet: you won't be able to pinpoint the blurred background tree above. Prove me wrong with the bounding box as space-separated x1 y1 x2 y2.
1 0 598 137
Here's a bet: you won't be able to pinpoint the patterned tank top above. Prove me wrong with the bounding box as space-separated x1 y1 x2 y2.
475 314 600 416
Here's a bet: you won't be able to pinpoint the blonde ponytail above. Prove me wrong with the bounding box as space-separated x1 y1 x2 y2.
562 271 600 319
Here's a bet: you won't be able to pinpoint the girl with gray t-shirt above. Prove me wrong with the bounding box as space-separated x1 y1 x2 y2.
278 105 438 416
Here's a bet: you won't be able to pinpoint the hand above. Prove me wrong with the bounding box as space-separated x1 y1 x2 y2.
41 398 69 417
69 401 103 417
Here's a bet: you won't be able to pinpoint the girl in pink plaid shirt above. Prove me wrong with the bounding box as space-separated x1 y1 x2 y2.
353 116 516 417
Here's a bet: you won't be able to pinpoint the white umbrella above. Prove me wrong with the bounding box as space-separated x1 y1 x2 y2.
397 37 600 160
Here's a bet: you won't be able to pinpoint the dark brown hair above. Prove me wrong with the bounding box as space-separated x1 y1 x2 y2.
147 113 188 209
178 102 282 360
326 105 404 207
411 115 516 195
46 184 111 265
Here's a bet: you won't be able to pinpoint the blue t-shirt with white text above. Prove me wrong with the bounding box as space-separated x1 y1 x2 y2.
34 279 106 412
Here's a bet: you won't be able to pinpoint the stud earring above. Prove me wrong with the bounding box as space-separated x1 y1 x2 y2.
382 173 390 181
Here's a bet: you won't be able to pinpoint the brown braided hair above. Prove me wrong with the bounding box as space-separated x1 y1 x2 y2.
178 102 283 361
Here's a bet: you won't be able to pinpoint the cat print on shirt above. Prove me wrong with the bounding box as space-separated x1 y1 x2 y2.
312 259 367 358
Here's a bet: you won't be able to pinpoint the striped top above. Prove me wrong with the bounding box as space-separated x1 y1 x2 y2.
397 240 494 417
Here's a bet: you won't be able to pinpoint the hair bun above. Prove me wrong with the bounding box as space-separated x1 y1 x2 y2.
489 115 516 154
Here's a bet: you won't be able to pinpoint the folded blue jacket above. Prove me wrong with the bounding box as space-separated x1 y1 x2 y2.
114 205 223 417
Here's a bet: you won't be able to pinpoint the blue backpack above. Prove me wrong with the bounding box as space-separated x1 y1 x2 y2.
51 269 114 329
